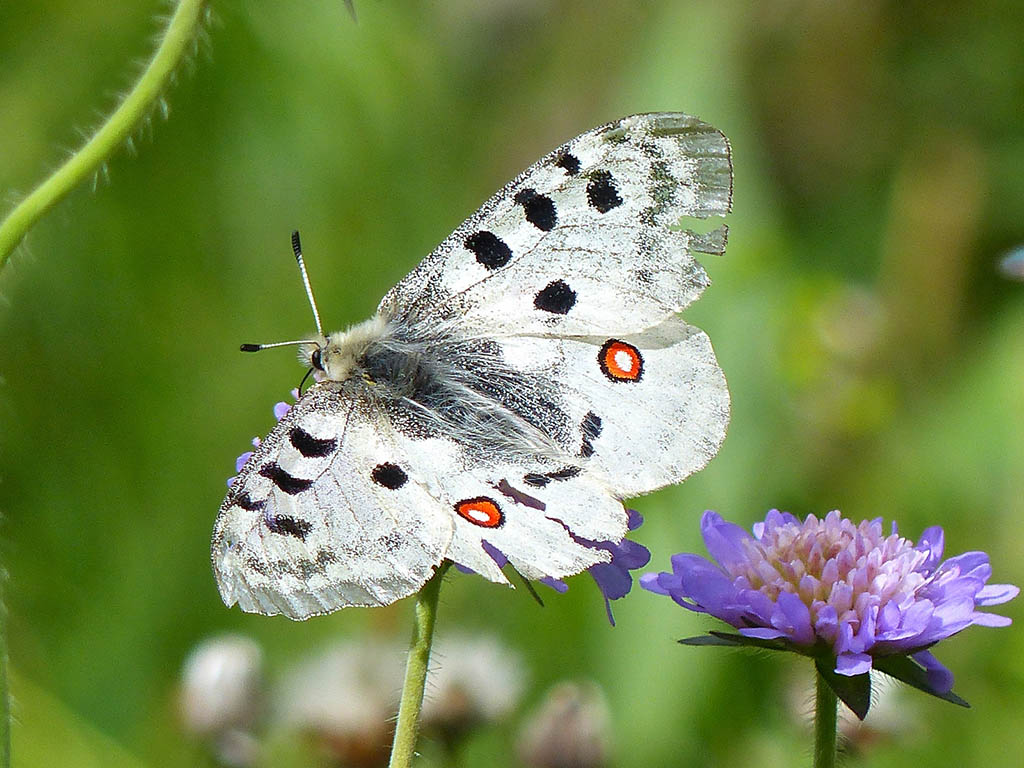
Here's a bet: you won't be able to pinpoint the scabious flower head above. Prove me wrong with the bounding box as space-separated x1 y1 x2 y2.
642 509 1017 691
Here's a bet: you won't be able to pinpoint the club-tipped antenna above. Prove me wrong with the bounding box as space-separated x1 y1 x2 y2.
239 230 326 354
291 230 324 338
240 340 315 353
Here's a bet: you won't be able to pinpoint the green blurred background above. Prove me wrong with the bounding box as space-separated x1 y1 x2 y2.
2 1 1023 766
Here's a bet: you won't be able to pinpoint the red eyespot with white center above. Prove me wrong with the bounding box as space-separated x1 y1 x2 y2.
598 339 643 382
455 497 504 528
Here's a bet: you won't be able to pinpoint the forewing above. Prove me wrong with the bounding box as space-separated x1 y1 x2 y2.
379 112 731 336
212 384 454 619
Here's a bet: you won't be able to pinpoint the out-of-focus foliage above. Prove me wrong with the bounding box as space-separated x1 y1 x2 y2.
1 1 1021 766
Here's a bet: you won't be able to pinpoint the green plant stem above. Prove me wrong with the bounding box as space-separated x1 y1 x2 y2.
0 0 208 271
0 574 8 768
389 562 450 768
813 670 839 768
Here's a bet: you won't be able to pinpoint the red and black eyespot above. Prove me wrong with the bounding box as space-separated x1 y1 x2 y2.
598 339 643 382
455 497 504 528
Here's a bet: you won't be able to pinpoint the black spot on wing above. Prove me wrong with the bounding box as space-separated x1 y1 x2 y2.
372 462 408 489
234 491 264 511
534 280 577 314
547 465 582 481
580 411 603 458
555 152 581 175
523 465 581 487
465 230 513 270
259 463 313 495
514 188 557 231
587 170 623 213
265 514 312 539
289 426 337 458
523 473 550 488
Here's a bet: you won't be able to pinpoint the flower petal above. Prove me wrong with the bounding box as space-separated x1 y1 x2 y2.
911 650 954 694
738 627 789 640
639 572 671 596
775 590 814 646
915 526 945 569
835 652 873 676
969 611 1012 627
700 511 753 572
976 583 1020 606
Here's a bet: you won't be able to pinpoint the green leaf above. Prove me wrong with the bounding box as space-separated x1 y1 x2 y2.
873 655 970 708
815 660 872 720
679 633 745 647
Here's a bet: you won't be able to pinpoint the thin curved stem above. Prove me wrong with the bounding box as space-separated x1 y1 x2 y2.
388 562 450 768
0 0 209 271
813 669 839 768
0 573 8 768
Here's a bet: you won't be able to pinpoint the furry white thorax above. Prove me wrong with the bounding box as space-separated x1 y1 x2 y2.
301 314 390 382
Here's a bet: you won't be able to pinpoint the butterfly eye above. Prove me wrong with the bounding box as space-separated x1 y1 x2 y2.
311 348 323 371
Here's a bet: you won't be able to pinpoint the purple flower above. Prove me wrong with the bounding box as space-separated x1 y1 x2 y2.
642 509 1017 710
458 510 650 625
582 509 651 625
226 394 297 487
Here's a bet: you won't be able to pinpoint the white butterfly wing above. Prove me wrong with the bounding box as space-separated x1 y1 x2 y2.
496 316 729 498
398 437 626 585
379 113 731 337
212 384 454 619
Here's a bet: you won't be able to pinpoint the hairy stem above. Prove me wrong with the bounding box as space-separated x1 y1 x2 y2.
813 669 839 768
388 562 450 768
0 573 8 768
0 0 209 271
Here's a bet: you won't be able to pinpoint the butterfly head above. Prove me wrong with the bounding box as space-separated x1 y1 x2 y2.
300 314 390 383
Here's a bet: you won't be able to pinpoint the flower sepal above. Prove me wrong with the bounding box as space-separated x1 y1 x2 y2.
871 653 969 710
680 630 970 718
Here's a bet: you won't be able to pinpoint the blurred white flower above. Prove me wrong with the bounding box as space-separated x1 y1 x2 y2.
517 681 611 768
179 634 264 767
421 633 525 740
276 639 405 767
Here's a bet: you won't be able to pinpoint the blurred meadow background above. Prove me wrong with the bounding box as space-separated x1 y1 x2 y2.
2 1 1023 766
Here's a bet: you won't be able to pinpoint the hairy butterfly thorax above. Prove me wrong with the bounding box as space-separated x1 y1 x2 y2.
214 113 732 619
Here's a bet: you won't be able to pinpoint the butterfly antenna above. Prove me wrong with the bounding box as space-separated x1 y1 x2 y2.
239 231 325 353
291 230 324 338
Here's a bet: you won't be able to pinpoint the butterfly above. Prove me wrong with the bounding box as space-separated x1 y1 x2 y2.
212 113 732 619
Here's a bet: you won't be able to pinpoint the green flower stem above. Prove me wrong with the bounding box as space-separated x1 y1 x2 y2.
813 669 839 768
389 562 450 768
0 577 8 768
0 0 208 272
